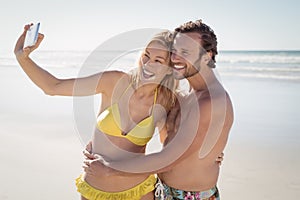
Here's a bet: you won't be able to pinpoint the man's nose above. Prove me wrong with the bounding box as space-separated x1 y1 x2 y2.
171 52 181 62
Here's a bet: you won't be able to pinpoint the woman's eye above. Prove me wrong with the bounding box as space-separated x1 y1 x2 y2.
155 60 163 64
142 54 150 59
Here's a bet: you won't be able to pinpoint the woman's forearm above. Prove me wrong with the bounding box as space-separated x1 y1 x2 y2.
16 56 60 95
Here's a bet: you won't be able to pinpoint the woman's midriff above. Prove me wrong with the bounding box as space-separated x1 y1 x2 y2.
87 129 150 192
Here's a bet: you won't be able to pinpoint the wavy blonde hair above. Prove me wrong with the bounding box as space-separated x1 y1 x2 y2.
130 31 178 111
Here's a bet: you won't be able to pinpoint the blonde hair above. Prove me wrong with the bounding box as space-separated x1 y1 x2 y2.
130 31 178 111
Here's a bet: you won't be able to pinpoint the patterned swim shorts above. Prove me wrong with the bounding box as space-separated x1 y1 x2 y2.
155 178 220 200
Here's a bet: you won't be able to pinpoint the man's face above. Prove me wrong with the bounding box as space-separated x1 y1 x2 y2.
171 32 202 80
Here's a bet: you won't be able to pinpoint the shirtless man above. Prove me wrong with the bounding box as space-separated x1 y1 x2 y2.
153 19 234 199
84 19 234 200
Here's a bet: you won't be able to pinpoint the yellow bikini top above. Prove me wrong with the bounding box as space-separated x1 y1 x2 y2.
96 85 157 146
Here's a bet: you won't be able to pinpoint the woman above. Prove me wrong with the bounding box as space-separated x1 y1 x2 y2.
14 24 177 200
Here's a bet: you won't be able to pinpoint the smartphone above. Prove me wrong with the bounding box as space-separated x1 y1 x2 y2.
24 22 40 48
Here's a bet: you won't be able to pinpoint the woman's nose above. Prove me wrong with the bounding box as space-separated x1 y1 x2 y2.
143 59 156 67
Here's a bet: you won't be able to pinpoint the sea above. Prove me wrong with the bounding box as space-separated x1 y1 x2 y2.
1 50 300 82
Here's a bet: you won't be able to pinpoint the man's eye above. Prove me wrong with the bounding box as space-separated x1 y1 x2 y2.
182 51 189 56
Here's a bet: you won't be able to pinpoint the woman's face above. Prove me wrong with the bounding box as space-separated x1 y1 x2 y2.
139 41 172 84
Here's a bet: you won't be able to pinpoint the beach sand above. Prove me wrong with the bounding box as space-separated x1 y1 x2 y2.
0 66 83 199
1 66 300 199
219 76 300 199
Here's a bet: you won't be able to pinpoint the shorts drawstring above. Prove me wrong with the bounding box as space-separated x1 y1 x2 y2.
154 178 165 200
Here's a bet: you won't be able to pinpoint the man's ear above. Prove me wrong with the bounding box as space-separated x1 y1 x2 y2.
208 51 213 59
202 51 213 65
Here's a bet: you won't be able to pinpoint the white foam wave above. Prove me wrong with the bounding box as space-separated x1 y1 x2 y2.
217 51 300 65
220 65 300 72
221 72 300 81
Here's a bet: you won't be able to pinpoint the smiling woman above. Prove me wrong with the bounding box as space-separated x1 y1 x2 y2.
140 43 170 80
14 25 178 200
78 32 178 200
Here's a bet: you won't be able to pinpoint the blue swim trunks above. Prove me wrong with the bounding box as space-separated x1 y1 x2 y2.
155 178 220 200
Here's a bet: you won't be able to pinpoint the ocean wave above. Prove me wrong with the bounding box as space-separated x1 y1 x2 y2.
219 65 300 72
2 50 300 82
220 72 300 81
217 51 300 65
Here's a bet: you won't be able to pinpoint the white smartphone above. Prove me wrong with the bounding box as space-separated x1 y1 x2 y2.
24 22 40 48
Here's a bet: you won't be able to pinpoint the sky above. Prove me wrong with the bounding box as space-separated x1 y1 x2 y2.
1 0 300 53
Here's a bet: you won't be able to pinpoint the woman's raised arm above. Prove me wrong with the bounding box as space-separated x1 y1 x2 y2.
14 24 123 97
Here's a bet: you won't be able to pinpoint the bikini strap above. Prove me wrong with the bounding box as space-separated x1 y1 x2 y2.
151 87 158 115
153 87 158 104
119 83 132 99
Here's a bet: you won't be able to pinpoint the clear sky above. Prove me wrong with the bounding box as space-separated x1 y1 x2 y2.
1 0 300 52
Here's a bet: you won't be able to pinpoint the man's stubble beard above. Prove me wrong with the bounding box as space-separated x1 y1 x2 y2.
173 58 202 80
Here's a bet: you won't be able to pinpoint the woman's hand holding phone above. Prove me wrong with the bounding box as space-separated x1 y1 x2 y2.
14 23 44 59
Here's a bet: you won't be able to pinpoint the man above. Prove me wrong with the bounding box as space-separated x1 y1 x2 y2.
154 19 234 199
84 19 233 200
